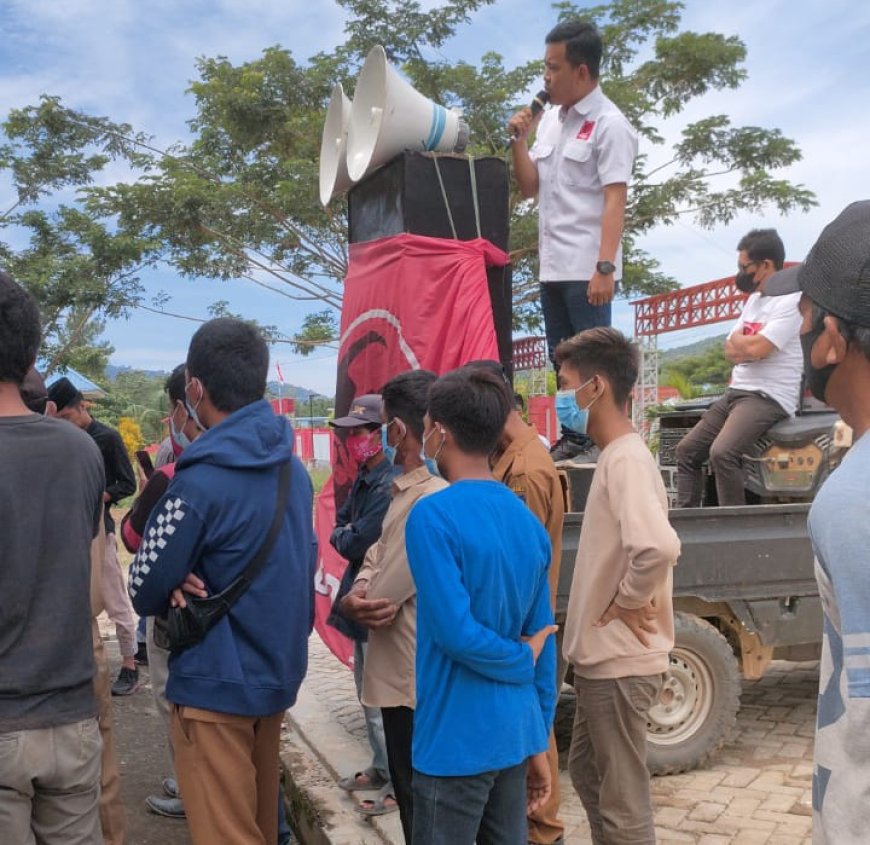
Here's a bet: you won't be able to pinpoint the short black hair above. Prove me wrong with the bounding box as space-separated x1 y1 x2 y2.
20 367 48 413
554 327 639 406
545 20 602 79
428 368 512 456
737 229 785 270
0 270 41 385
186 318 269 413
462 359 511 386
381 369 437 440
165 363 187 406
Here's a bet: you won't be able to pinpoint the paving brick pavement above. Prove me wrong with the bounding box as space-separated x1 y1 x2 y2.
288 635 819 844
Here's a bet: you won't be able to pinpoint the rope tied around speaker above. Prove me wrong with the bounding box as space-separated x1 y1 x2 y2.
431 154 483 242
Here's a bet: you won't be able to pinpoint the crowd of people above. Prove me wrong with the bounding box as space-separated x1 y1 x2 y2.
2 14 870 845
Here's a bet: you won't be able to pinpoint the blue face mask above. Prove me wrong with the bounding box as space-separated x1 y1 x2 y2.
555 378 597 435
421 426 444 477
381 421 397 465
170 412 192 451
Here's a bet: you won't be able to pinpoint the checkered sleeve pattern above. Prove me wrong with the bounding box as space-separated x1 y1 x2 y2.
128 496 188 599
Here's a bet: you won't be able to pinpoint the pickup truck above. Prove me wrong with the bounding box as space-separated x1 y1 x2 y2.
554 405 844 775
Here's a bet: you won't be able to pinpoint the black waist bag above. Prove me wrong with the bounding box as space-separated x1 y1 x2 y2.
153 461 291 652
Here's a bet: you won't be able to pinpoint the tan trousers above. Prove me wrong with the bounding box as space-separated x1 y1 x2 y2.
172 705 284 845
0 718 102 845
144 616 174 770
568 674 663 845
527 620 567 844
101 533 138 659
90 524 126 845
92 621 126 845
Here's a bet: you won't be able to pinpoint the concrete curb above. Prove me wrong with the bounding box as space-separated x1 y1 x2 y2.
281 657 402 844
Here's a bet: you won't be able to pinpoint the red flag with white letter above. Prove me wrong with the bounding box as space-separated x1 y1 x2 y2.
314 233 508 667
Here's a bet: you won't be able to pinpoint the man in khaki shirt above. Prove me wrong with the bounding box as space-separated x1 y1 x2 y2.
341 370 446 841
469 361 567 845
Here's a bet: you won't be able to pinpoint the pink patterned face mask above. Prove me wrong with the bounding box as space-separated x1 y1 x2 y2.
346 431 382 464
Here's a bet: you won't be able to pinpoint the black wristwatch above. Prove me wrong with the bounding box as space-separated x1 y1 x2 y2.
596 260 616 276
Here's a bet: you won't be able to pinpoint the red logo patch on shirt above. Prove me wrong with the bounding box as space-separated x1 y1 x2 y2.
576 120 596 141
742 321 763 336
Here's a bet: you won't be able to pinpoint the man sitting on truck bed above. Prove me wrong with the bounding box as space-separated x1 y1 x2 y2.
675 228 803 507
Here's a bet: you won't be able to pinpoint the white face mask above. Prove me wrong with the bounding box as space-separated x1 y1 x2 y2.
184 379 206 431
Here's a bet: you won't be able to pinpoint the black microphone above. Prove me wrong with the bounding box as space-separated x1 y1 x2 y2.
510 90 550 142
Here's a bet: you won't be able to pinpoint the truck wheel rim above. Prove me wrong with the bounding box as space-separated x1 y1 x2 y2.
647 647 715 745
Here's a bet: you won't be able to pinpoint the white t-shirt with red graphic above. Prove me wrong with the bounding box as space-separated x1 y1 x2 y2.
729 290 803 413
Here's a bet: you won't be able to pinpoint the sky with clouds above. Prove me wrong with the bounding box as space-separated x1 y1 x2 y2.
1 0 869 394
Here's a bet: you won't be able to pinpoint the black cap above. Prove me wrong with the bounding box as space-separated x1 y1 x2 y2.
330 394 382 427
762 265 802 297
765 201 870 328
47 376 83 412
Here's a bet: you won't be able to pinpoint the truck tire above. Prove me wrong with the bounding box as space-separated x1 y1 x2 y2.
646 612 741 775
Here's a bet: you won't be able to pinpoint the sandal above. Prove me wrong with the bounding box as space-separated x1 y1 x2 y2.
338 768 388 792
356 783 399 817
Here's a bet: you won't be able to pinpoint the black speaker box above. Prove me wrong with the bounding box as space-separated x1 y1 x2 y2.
347 152 514 374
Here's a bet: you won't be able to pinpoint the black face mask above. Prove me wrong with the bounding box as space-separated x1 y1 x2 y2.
735 271 760 294
800 324 837 403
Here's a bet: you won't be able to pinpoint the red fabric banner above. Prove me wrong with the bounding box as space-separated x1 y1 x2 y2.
314 233 508 666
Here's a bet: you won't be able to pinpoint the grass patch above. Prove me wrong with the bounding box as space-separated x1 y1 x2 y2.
307 466 331 494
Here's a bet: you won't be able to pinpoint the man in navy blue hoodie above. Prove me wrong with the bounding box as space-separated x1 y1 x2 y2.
128 318 317 845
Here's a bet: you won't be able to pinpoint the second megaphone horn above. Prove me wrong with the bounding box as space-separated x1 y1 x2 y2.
346 45 470 184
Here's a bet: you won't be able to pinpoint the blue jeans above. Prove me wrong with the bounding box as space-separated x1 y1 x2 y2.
277 782 292 844
411 761 528 845
539 280 612 364
353 640 390 780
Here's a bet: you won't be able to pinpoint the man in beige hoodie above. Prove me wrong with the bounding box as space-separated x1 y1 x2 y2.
556 327 680 845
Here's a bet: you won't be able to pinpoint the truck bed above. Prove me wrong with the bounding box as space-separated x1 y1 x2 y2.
557 503 821 649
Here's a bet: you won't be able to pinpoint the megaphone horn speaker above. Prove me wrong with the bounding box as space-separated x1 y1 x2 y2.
346 45 470 184
319 82 355 206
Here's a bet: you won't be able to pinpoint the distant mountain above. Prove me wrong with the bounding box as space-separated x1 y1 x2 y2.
105 364 168 381
104 366 333 400
266 381 334 401
660 334 727 363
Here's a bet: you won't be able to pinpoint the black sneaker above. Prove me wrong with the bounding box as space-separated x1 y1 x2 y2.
134 643 149 666
111 666 140 696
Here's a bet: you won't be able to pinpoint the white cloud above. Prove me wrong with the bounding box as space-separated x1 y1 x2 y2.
5 0 870 390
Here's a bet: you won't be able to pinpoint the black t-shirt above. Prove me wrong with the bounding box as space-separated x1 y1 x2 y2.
86 417 136 533
0 414 104 731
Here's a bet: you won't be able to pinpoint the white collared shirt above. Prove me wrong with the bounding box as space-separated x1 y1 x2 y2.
530 85 638 282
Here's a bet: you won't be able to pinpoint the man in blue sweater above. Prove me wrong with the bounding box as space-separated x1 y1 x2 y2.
405 367 558 844
128 318 317 845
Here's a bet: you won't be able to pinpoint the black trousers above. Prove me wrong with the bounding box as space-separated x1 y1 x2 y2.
382 705 414 843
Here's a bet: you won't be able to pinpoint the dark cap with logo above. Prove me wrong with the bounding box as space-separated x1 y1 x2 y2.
765 200 870 328
329 393 383 427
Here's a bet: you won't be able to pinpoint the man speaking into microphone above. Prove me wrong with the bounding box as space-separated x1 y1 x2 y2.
509 20 638 460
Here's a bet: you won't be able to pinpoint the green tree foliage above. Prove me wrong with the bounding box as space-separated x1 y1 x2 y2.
0 0 816 340
662 342 732 391
91 369 169 444
291 310 338 357
0 97 160 373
